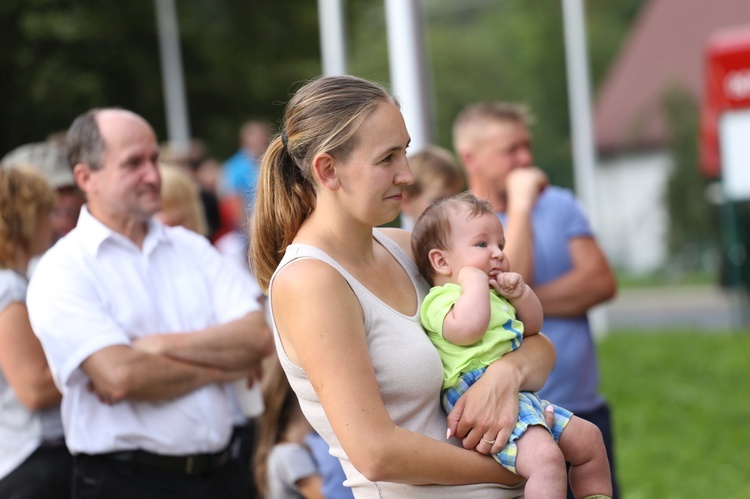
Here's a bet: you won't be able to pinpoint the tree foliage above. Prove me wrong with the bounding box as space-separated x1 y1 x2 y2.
1 0 641 172
1 0 320 158
347 0 642 187
662 85 720 271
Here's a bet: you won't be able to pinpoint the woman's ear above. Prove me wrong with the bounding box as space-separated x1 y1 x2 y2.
428 248 451 277
312 153 340 190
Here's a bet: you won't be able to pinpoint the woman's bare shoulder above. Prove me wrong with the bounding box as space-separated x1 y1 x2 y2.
271 257 356 313
378 227 414 258
271 254 364 365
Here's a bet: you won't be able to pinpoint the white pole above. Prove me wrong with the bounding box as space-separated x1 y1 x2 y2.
318 0 348 76
384 0 432 152
562 0 610 334
561 0 598 230
155 0 191 153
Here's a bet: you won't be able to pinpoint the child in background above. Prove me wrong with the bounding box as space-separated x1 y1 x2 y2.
303 431 353 499
399 145 466 230
156 163 209 237
411 192 612 499
255 356 324 499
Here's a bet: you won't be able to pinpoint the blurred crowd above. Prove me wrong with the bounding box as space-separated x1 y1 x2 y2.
1 91 618 498
0 117 263 499
0 111 468 499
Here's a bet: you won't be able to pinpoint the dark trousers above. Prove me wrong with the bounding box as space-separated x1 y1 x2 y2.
0 443 73 499
73 425 257 499
233 421 260 499
567 402 620 499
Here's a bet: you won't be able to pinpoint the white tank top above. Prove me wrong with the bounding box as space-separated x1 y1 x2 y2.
268 230 522 498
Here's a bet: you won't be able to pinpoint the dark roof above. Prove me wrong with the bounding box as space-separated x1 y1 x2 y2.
593 0 750 154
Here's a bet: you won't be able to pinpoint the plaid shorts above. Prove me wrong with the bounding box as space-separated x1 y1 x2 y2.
442 367 573 474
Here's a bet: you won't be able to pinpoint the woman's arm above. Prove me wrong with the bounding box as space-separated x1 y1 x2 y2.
447 332 555 456
272 259 523 486
0 302 61 411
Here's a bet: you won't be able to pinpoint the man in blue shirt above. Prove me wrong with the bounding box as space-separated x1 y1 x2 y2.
221 120 271 212
453 102 620 498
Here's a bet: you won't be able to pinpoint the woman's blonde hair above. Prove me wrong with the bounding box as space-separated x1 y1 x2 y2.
0 166 57 268
158 163 208 236
250 75 396 292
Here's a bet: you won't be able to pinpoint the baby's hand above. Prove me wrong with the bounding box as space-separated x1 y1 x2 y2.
490 272 525 299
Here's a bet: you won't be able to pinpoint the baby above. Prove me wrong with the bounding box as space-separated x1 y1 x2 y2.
411 192 612 499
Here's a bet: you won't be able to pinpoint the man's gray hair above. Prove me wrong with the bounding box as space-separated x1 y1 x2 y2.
66 109 106 171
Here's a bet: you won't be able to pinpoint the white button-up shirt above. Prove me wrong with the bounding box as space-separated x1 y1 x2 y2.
27 206 261 456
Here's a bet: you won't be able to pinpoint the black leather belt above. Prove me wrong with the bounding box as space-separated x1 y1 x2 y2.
39 437 66 448
100 447 232 475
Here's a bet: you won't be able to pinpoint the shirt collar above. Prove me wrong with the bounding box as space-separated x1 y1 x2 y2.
77 205 171 257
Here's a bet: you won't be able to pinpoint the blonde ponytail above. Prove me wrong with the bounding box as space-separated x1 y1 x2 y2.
250 137 315 292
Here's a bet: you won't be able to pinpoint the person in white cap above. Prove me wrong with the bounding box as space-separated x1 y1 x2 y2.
2 140 85 243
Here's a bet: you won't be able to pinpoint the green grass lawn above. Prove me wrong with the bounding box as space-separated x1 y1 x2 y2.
598 330 750 498
615 270 717 289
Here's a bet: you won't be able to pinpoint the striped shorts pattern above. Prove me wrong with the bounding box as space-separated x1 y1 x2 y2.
442 367 573 474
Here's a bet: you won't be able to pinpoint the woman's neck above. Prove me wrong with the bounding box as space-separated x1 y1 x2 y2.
298 208 377 265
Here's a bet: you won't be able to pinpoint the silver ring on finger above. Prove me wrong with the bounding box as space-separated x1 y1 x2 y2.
481 437 496 445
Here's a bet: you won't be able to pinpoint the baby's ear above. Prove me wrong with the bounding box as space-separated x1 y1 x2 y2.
428 249 451 276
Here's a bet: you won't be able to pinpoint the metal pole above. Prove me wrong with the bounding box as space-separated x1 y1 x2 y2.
562 0 610 334
721 196 750 327
384 0 432 153
155 0 191 153
561 0 598 230
318 0 347 76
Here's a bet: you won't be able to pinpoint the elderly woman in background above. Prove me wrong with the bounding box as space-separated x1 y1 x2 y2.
0 165 72 498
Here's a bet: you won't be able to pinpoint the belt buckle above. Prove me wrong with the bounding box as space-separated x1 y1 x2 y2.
185 455 195 474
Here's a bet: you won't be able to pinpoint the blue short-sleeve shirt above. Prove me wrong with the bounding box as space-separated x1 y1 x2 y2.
499 186 604 412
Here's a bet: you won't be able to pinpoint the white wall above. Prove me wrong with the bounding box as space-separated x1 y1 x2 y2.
594 150 673 274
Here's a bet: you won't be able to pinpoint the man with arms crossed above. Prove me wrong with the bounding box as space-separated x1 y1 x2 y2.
453 102 619 498
28 108 273 499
